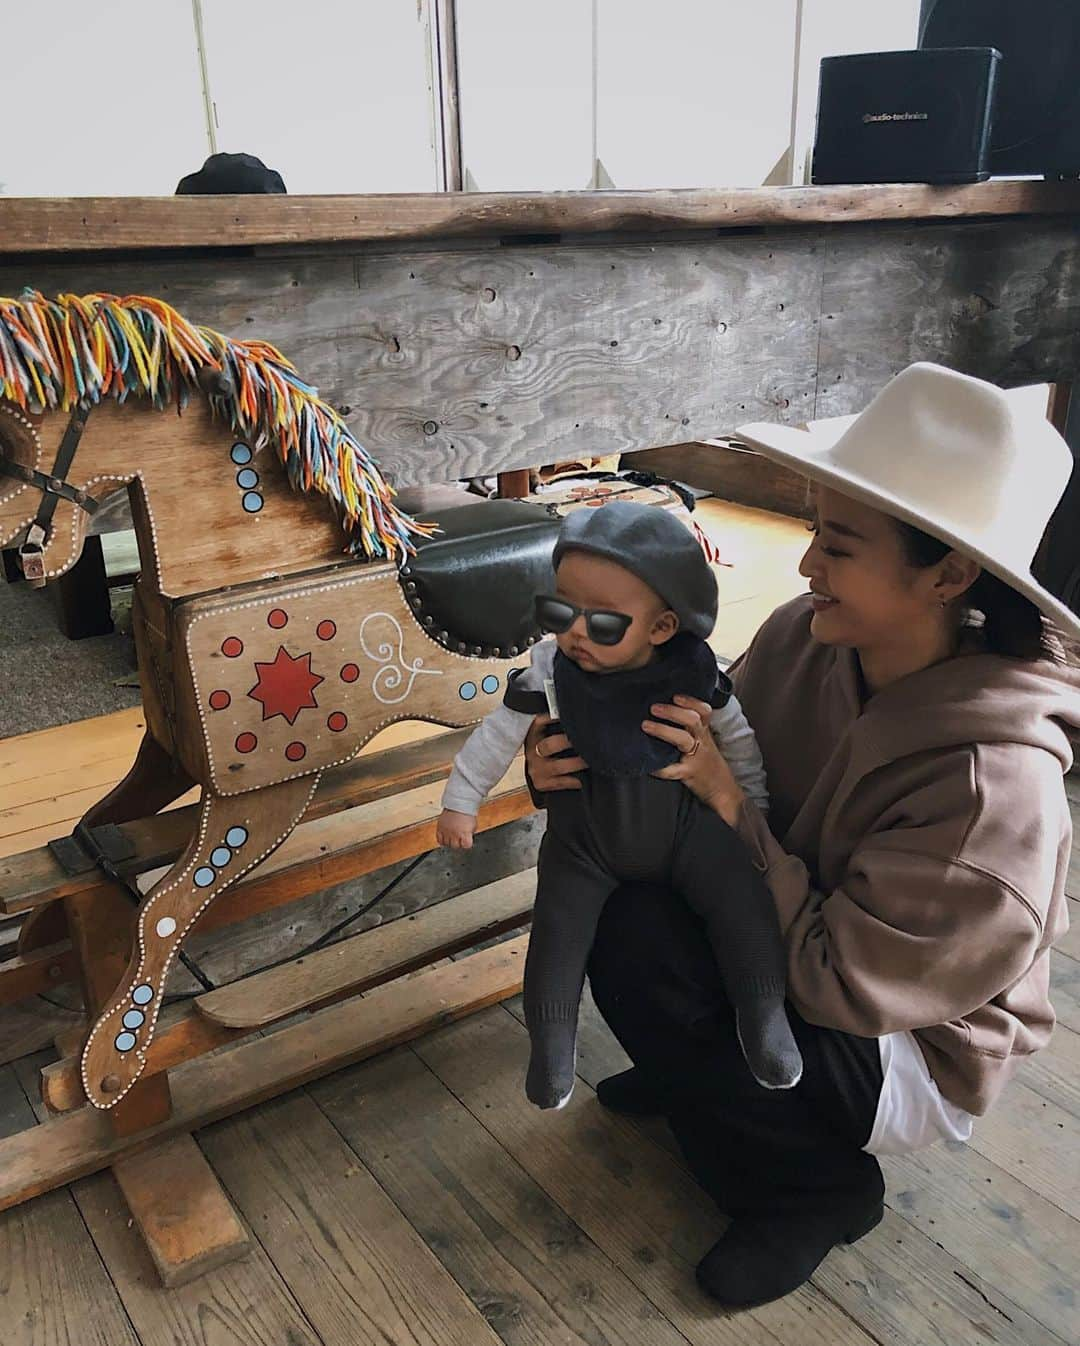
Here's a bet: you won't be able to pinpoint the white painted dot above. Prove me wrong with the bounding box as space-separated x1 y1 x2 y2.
156 916 177 938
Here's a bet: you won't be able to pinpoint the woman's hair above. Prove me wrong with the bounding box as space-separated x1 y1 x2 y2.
895 521 1056 661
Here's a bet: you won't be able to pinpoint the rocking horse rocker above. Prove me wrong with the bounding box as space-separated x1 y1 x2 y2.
0 291 561 1112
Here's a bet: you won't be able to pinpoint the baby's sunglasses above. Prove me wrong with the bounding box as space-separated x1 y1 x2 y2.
533 594 633 646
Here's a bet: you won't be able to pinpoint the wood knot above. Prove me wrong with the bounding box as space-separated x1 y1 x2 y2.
100 1074 122 1095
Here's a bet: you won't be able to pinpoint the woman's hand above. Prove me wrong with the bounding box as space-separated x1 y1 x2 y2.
644 694 745 826
524 714 587 793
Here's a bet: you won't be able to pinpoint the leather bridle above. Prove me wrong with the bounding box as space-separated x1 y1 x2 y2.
0 404 101 581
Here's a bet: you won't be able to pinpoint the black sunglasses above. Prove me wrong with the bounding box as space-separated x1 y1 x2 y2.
534 594 633 646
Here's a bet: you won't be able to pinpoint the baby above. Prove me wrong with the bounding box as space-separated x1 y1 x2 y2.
437 501 801 1108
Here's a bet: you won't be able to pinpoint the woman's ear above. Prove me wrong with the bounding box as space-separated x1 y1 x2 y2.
650 610 680 645
935 552 981 606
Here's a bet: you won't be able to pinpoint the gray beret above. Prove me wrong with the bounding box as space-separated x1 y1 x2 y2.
552 501 718 639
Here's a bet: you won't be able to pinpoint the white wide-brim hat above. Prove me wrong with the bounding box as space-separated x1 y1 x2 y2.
735 362 1080 642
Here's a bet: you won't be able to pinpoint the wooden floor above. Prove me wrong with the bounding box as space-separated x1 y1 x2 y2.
1 499 1078 1346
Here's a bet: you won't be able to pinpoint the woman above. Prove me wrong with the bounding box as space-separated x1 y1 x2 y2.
525 363 1080 1308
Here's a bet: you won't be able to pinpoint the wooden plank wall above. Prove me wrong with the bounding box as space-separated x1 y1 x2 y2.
3 217 1078 487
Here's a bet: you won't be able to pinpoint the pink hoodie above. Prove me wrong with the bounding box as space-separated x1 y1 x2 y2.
731 595 1080 1115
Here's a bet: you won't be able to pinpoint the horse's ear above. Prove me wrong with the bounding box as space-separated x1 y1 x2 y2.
197 366 235 399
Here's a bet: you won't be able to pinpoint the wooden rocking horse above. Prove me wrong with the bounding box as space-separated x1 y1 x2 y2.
0 292 560 1112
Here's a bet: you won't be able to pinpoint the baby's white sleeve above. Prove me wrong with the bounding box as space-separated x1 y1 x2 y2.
441 643 554 816
442 704 534 816
709 694 769 812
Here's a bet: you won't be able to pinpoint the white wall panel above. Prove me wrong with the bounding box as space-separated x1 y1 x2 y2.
200 0 437 193
1 0 207 196
456 0 593 191
793 0 923 182
597 0 798 188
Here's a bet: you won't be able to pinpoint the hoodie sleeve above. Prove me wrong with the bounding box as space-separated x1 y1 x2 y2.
734 772 1057 1039
709 694 769 812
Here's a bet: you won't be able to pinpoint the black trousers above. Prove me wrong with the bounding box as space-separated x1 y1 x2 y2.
528 779 788 1027
586 882 885 1217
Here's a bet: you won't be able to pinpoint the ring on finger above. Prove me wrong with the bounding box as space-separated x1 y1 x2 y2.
684 736 701 758
534 740 545 758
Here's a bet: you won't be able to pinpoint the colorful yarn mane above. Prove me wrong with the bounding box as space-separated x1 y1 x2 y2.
0 291 433 560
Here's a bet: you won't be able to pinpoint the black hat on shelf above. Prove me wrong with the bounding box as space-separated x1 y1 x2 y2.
176 152 286 195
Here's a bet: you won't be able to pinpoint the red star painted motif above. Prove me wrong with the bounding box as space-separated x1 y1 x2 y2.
247 646 324 725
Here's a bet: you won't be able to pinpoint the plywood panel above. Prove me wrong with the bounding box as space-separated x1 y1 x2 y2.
0 234 821 483
816 219 1080 417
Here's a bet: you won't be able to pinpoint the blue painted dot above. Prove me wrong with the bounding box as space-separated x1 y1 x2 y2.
481 675 499 695
194 866 216 888
236 467 259 489
132 984 153 1006
115 1032 137 1053
226 826 248 848
123 1010 145 1030
459 681 477 701
210 846 232 868
230 443 253 465
242 491 264 514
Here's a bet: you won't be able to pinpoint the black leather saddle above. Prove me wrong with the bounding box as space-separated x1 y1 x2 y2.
398 498 561 656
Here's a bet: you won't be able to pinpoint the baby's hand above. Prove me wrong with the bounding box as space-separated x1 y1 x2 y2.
437 809 476 850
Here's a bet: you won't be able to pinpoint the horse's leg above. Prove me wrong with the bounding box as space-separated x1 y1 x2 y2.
80 731 195 830
79 773 319 1109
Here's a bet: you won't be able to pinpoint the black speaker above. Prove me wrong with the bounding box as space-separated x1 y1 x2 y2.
811 48 1000 186
920 0 1080 177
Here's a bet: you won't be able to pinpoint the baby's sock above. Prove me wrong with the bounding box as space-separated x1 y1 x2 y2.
735 997 804 1090
525 1009 578 1110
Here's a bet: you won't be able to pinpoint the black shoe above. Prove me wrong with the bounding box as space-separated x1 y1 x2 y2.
595 1068 667 1116
696 1185 884 1307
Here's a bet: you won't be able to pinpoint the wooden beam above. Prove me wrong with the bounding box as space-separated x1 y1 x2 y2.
496 470 532 499
40 867 536 1113
42 1006 233 1115
2 767 529 937
631 440 813 519
0 935 527 1211
0 727 494 915
1048 382 1073 435
0 941 77 1006
111 1135 251 1287
195 774 530 936
197 866 535 1027
2 181 1079 255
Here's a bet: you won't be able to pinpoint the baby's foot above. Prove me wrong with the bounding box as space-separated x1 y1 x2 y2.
525 1018 577 1110
735 1000 803 1090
